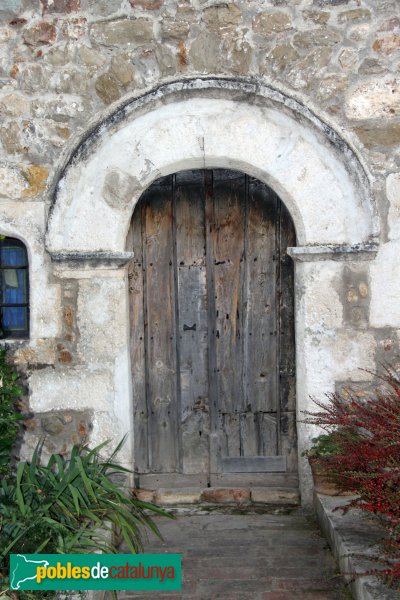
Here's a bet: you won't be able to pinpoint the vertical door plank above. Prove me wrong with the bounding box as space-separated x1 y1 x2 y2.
204 171 221 473
213 171 246 417
175 176 210 475
240 411 258 456
280 412 298 472
278 201 296 414
245 179 278 415
224 413 240 457
144 178 179 473
259 412 278 456
278 199 297 469
128 212 148 473
175 170 206 267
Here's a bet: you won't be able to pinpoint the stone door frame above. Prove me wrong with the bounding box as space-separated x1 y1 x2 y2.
45 78 378 504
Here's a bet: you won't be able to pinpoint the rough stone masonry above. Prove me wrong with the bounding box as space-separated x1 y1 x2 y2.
0 0 399 504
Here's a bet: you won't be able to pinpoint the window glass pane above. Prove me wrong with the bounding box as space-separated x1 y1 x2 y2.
0 238 29 338
2 269 26 304
1 245 26 267
2 306 28 333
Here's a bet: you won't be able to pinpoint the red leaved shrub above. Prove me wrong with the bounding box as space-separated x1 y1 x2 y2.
303 368 400 584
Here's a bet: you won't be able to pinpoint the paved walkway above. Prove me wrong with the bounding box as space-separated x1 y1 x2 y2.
121 507 352 600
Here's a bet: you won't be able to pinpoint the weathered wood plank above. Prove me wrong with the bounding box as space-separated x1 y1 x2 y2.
245 179 278 414
213 173 245 415
139 473 208 489
210 473 298 487
175 176 209 474
224 413 240 457
144 179 179 472
259 412 278 456
278 199 296 413
175 176 206 267
128 204 149 473
280 411 298 473
204 171 220 473
240 411 258 456
276 198 297 470
220 456 287 473
177 266 210 474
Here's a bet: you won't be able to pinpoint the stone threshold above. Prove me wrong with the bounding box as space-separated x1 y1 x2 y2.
314 493 398 600
135 486 299 507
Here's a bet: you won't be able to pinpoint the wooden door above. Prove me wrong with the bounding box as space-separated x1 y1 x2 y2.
128 169 297 490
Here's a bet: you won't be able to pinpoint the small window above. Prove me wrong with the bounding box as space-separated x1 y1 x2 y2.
0 237 29 339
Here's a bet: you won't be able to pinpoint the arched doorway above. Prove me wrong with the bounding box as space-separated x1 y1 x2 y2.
128 169 297 491
47 79 378 504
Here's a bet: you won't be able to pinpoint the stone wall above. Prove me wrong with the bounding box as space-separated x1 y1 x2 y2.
0 0 399 502
1 1 398 180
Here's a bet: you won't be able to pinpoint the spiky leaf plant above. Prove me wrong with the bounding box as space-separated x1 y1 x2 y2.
0 437 172 597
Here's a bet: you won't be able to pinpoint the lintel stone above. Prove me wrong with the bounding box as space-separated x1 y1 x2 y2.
288 243 378 262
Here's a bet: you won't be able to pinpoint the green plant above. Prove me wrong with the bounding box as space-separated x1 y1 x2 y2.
303 433 343 460
303 432 353 495
0 347 25 477
0 437 173 596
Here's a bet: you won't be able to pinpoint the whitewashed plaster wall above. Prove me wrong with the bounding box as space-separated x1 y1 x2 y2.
0 201 61 340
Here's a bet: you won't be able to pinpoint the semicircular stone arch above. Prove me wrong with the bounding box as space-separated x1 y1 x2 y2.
46 79 378 255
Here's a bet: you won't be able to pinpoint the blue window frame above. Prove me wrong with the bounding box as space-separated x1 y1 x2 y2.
0 237 29 339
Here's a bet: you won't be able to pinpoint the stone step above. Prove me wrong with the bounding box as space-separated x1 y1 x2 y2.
251 487 300 505
134 486 300 506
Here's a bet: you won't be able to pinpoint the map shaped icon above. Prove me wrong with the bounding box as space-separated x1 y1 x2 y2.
11 555 49 590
